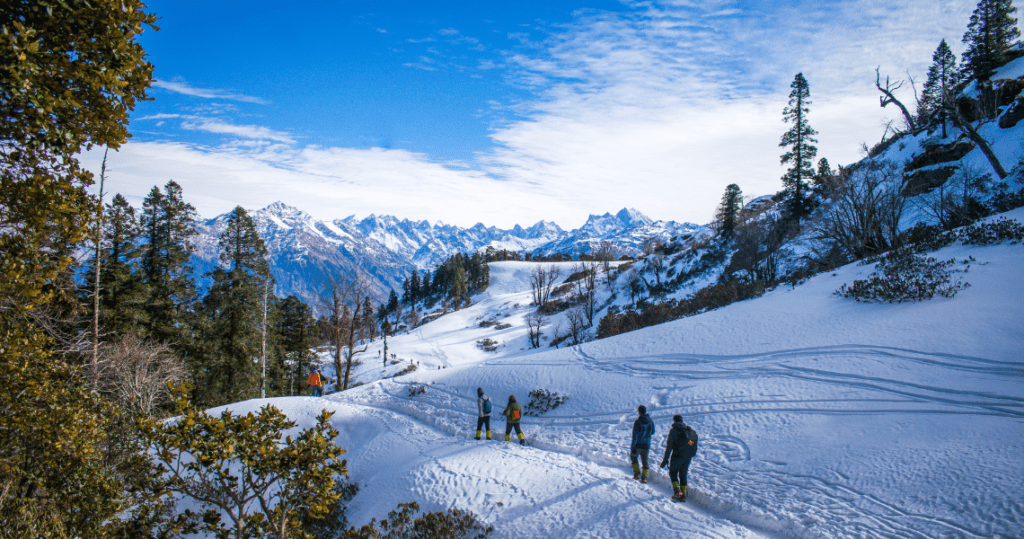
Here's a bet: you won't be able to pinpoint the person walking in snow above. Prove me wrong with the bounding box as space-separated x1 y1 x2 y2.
308 369 324 397
501 394 525 445
660 415 699 502
475 387 493 440
630 405 655 483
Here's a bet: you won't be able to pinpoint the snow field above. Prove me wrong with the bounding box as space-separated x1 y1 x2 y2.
250 210 1024 538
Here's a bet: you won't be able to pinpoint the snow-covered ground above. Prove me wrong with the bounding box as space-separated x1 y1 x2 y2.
226 209 1024 539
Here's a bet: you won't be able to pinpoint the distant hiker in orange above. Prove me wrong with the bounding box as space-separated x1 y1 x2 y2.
501 394 525 446
308 369 324 397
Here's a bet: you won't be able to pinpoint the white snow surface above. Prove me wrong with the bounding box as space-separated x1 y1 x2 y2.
221 210 1024 539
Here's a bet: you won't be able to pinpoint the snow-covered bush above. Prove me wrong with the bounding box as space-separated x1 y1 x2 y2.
524 389 568 416
394 363 418 377
408 384 426 397
836 251 969 302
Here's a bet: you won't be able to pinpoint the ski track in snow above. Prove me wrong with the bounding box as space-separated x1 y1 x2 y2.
333 337 1020 539
262 222 1024 539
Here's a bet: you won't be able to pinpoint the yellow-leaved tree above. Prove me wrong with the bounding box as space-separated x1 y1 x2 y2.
0 1 157 536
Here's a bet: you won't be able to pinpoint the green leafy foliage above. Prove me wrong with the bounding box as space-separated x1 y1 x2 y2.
342 501 492 539
836 251 970 302
140 384 349 539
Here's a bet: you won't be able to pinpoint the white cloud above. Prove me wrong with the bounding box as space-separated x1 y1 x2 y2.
179 119 295 144
101 0 983 230
152 80 269 104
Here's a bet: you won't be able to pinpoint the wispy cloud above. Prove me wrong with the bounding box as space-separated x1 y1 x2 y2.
152 80 269 104
179 119 295 144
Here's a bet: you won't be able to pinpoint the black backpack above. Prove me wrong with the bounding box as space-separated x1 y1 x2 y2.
682 426 699 457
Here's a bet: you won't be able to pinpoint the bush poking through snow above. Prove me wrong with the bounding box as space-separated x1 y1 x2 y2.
343 501 492 538
476 338 499 352
394 363 418 377
408 384 426 397
836 251 969 302
525 389 568 416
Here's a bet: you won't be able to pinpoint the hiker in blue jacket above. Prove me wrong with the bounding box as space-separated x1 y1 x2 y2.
475 387 492 440
630 405 655 483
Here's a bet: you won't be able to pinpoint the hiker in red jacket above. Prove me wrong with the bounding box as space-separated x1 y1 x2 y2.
308 370 324 397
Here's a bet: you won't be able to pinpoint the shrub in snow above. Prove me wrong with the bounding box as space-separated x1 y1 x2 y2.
394 363 418 377
476 338 499 352
525 389 568 416
408 384 426 397
836 250 969 302
344 501 492 538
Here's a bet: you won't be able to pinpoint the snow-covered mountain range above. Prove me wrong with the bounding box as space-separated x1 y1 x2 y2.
193 203 700 302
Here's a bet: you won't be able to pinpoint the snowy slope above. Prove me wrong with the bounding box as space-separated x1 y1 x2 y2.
212 208 1024 539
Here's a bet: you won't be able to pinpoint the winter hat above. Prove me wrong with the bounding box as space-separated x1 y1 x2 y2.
508 395 517 403
477 387 484 396
638 405 647 415
673 414 683 423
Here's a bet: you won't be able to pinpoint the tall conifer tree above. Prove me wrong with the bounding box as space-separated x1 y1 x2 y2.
91 193 149 338
715 184 743 238
140 180 198 345
201 206 272 405
779 73 818 223
919 40 961 138
961 0 1020 81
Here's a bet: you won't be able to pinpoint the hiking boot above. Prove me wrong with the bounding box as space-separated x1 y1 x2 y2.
633 472 641 480
640 477 647 484
520 439 526 446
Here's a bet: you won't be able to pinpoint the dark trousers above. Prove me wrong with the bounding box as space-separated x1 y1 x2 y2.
476 415 491 432
630 447 650 470
669 456 692 486
504 422 523 437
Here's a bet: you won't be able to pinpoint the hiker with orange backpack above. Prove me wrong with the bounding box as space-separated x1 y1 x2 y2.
501 395 525 446
308 369 324 397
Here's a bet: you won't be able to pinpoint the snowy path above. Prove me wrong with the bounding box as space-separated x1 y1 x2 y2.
265 217 1024 538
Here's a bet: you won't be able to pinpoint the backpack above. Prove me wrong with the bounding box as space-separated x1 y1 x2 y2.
482 398 492 415
307 372 320 386
682 426 699 457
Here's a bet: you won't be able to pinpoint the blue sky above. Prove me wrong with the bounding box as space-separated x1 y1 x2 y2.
85 0 984 228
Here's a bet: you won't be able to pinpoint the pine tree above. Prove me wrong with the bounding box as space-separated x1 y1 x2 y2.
715 184 743 238
276 295 317 395
919 40 962 137
386 289 400 314
779 73 819 223
201 206 272 405
140 180 199 345
409 271 421 303
962 0 1020 81
93 193 149 338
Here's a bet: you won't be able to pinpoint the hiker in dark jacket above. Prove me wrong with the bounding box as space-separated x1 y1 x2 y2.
501 395 525 446
660 415 698 501
475 387 492 440
630 405 655 483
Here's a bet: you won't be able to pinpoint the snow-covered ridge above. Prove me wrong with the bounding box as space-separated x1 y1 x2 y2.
192 203 703 303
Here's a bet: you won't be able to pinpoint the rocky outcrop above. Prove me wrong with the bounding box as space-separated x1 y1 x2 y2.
905 141 975 172
999 96 1024 128
902 166 957 197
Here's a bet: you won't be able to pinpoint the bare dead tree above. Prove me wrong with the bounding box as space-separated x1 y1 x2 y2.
943 86 1008 180
529 264 560 306
526 312 544 349
90 148 108 390
320 273 372 390
98 335 187 416
565 306 587 346
812 160 907 259
876 68 917 133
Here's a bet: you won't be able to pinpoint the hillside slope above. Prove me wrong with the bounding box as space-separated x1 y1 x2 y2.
220 208 1024 539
